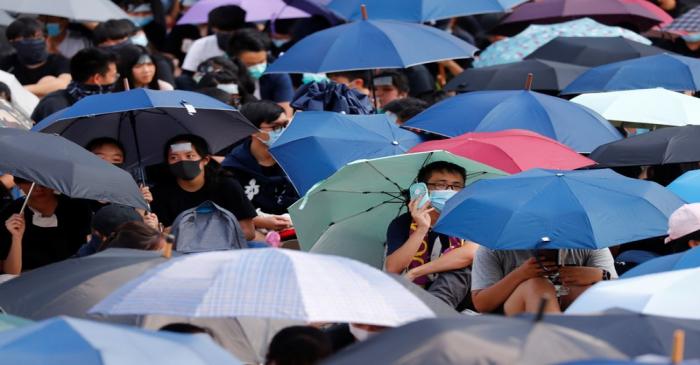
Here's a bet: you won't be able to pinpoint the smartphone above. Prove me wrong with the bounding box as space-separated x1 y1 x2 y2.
409 182 430 208
531 249 559 272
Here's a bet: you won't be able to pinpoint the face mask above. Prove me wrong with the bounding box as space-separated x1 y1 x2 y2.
302 72 329 85
13 39 48 66
28 206 58 228
192 72 203 83
101 39 131 52
130 15 154 28
263 127 286 147
272 39 287 48
46 23 62 37
349 325 375 342
248 62 267 80
429 190 458 212
216 83 239 95
683 32 700 43
130 32 149 47
169 160 202 180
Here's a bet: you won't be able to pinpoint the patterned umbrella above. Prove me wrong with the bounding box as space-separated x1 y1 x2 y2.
665 5 700 33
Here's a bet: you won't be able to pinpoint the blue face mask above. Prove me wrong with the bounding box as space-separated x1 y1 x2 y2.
683 32 700 43
263 127 286 147
272 39 287 48
130 32 149 47
429 190 457 212
46 23 62 37
302 72 329 84
130 15 154 28
248 62 267 80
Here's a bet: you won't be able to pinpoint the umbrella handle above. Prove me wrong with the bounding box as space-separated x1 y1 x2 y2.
672 329 685 364
18 182 35 215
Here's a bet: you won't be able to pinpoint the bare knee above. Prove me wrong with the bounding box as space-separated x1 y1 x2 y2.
504 278 558 316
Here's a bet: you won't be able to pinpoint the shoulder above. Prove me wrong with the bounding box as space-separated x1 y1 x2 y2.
157 80 174 90
388 213 412 230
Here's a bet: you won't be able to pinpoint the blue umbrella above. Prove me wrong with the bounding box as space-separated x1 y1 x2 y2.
266 18 477 74
32 89 257 169
668 170 700 203
266 111 424 195
0 316 241 365
622 246 700 279
433 169 684 250
561 53 700 94
327 0 527 22
403 90 622 153
560 360 700 365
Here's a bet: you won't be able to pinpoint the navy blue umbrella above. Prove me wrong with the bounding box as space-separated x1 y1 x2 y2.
327 0 527 22
622 246 700 279
561 53 700 94
32 89 257 169
290 81 374 114
433 169 684 250
403 90 622 153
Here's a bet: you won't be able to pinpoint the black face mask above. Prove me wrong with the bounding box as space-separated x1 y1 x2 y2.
100 39 132 52
169 160 202 181
13 39 48 66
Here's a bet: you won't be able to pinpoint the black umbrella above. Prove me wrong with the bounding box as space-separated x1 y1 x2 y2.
590 125 700 167
525 37 667 67
0 128 147 209
445 59 588 93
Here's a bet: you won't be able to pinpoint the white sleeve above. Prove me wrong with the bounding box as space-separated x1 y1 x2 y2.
181 38 206 72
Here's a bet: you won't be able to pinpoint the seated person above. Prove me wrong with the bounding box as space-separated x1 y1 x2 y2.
266 326 333 365
98 221 166 252
373 70 409 110
665 203 700 253
40 15 91 59
382 97 428 125
385 162 479 288
76 204 158 257
327 70 371 96
471 247 617 316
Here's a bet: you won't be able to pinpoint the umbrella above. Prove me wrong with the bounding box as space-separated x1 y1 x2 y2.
433 169 684 250
327 0 527 22
0 316 242 365
403 90 622 153
0 128 148 209
0 0 129 22
589 126 700 167
90 249 436 327
621 246 700 279
282 0 342 24
324 316 626 365
0 248 295 364
0 99 33 130
561 53 700 95
289 81 374 115
177 0 309 25
445 59 589 93
288 151 507 268
664 5 700 32
265 16 477 74
562 360 700 365
566 267 700 319
0 314 31 332
668 170 700 203
498 0 672 34
265 111 423 195
525 36 666 67
0 69 38 118
32 89 257 169
0 10 13 26
473 18 651 68
408 130 595 174
571 88 700 128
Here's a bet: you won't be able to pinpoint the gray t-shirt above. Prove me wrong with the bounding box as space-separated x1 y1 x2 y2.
471 247 618 291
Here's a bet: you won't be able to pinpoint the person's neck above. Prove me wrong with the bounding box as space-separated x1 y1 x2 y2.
250 138 276 167
29 196 59 216
429 211 440 228
25 60 47 69
176 173 206 192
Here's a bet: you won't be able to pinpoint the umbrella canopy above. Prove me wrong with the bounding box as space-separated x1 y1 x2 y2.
0 128 148 209
0 69 38 118
621 246 700 279
32 89 257 168
445 59 588 93
525 37 666 67
0 0 129 22
668 170 700 203
324 316 626 365
327 0 527 22
408 129 595 174
288 151 507 268
0 316 242 365
473 18 651 68
177 0 309 25
561 53 700 95
562 360 700 365
90 249 436 327
664 5 700 32
589 125 700 167
571 88 700 128
0 99 33 130
433 169 684 250
403 90 622 153
0 314 31 332
566 267 700 319
265 19 477 74
282 0 342 23
289 81 373 115
265 111 423 195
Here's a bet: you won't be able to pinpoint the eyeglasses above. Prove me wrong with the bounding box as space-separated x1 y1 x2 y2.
427 182 464 191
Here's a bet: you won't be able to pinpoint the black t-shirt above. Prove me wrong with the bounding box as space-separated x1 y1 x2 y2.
151 175 257 227
386 213 451 256
0 53 69 86
0 195 92 272
30 89 76 122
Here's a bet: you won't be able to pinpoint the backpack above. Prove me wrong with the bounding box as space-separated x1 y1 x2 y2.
171 200 248 253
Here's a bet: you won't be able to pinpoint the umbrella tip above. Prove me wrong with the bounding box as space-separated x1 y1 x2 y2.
391 140 399 145
555 173 564 177
361 4 368 20
672 329 686 364
525 73 534 90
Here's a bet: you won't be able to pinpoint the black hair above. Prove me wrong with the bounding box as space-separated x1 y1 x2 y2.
327 70 370 85
265 326 332 365
239 100 284 128
115 44 160 90
0 81 12 103
163 134 229 186
160 323 215 337
6 17 43 41
197 56 255 95
70 47 119 83
208 5 247 32
196 69 255 106
100 221 163 252
85 137 126 156
667 230 700 253
93 19 137 45
374 70 410 93
417 161 467 184
228 28 270 56
196 87 232 104
383 97 427 122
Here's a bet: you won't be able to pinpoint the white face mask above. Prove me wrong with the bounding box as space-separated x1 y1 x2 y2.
28 206 58 228
349 324 375 341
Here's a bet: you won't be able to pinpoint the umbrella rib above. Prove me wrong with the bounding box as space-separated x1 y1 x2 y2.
327 197 406 228
364 160 404 192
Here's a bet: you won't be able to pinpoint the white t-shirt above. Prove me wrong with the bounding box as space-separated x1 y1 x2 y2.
181 35 225 72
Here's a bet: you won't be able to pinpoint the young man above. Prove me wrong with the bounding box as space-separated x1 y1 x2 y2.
373 70 410 109
327 70 371 96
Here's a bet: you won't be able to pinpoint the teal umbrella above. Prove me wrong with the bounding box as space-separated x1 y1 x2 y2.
288 151 507 268
0 314 31 332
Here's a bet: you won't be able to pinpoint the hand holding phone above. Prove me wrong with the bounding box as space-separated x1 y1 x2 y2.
409 182 430 208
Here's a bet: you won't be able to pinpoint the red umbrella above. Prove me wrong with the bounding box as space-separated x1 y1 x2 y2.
408 129 595 174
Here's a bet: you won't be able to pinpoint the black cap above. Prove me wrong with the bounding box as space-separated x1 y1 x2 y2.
92 204 142 236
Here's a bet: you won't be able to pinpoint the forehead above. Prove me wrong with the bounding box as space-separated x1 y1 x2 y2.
427 170 464 182
239 51 267 64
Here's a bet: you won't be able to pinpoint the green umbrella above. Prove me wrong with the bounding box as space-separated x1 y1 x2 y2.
289 151 508 268
0 314 32 332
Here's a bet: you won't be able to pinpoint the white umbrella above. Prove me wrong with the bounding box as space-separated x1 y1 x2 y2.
571 88 700 128
0 69 38 119
90 249 435 327
0 0 129 22
566 267 700 319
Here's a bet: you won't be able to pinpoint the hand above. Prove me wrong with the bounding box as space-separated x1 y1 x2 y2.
5 214 25 238
140 185 153 204
258 215 292 231
559 266 603 286
143 212 160 231
408 196 434 231
403 268 420 282
512 257 557 282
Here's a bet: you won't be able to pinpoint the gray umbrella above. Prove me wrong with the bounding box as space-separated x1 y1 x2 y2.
323 316 627 365
389 274 460 318
0 0 128 22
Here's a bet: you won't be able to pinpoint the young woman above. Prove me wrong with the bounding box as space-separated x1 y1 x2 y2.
116 45 173 91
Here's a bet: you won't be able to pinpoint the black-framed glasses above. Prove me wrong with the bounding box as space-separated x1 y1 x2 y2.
427 182 464 191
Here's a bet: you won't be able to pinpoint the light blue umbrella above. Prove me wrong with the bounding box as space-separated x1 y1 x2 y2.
327 0 527 22
0 316 241 365
667 170 700 203
622 246 700 279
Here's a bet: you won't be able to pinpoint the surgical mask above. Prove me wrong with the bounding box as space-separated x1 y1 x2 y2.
263 127 286 147
429 190 458 212
302 72 329 84
248 62 267 80
130 15 154 28
349 325 375 342
28 206 58 228
169 160 202 180
216 83 239 95
12 39 48 66
192 72 203 83
46 23 62 37
683 32 700 43
130 32 149 47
